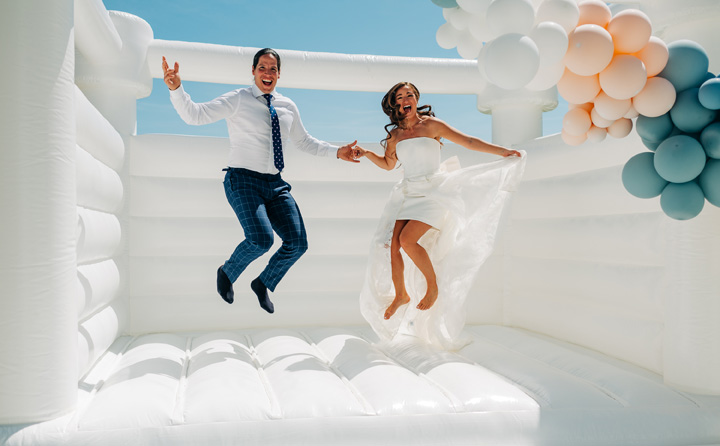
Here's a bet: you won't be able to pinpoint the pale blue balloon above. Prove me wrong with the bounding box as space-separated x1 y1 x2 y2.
670 88 717 133
699 78 720 110
622 152 668 198
661 181 705 220
700 122 720 159
641 138 662 151
654 135 707 183
636 113 674 143
432 0 458 7
699 159 720 207
659 40 710 92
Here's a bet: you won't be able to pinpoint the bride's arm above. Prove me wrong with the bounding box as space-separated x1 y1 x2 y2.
356 144 398 170
430 118 521 157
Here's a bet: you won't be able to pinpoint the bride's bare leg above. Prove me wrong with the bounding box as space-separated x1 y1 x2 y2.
398 220 438 311
385 220 411 320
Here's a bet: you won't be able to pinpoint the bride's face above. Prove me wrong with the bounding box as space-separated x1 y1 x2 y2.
394 85 418 117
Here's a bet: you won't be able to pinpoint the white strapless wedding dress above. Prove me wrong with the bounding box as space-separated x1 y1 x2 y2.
359 137 526 349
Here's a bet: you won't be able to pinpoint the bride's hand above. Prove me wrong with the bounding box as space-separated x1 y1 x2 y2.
353 146 368 159
503 149 522 157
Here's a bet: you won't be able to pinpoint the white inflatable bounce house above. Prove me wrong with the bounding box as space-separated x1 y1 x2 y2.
1 0 720 444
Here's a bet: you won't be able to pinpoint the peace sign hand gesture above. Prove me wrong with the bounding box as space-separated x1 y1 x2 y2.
162 56 181 91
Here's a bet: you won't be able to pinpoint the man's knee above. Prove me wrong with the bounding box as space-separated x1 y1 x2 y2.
287 235 308 257
248 232 274 253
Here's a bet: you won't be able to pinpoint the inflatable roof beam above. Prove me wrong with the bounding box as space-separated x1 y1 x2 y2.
148 40 555 146
74 0 122 63
76 11 153 135
0 0 78 424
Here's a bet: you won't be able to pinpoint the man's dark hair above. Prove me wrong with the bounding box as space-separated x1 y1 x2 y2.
253 48 281 72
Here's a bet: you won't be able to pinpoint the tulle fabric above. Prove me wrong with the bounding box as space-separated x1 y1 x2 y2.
359 139 526 350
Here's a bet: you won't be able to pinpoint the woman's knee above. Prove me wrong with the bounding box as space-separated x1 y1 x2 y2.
248 231 274 253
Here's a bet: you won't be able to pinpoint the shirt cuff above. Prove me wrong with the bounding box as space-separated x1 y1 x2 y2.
169 84 185 97
330 146 341 158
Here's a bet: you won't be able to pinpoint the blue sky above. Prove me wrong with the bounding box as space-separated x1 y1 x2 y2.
104 0 565 144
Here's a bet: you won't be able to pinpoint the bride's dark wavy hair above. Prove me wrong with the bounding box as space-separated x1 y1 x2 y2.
380 82 434 148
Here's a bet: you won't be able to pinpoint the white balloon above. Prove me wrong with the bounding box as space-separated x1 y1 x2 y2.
476 42 491 81
457 0 492 15
487 0 536 39
436 22 462 49
484 33 540 90
535 0 579 33
525 59 565 91
468 13 492 42
445 7 471 30
529 21 568 66
457 30 484 59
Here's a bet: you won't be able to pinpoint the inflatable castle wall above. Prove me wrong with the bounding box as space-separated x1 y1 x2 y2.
1 0 719 443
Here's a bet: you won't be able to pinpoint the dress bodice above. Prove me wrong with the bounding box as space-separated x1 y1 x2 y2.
396 137 441 179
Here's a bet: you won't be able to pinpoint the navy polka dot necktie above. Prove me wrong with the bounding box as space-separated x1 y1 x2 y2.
263 93 284 172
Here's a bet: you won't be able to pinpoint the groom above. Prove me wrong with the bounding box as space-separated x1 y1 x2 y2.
163 48 360 313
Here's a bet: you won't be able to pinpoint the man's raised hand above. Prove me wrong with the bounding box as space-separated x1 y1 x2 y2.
162 56 181 91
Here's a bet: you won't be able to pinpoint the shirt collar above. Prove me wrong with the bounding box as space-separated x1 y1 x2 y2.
251 83 277 99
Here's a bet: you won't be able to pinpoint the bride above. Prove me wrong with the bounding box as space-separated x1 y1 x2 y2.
355 81 525 349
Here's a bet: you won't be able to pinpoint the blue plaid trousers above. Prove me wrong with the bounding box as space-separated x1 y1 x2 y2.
221 168 308 291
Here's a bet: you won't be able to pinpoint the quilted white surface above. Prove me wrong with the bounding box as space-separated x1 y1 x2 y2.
3 325 720 446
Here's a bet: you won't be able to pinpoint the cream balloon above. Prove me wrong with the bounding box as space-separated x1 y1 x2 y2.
599 54 647 100
607 118 633 138
632 76 677 118
587 125 608 142
577 0 612 27
457 0 492 15
468 12 491 42
561 128 588 145
486 0 536 38
634 36 669 77
529 21 569 66
591 107 614 128
535 0 579 33
624 105 639 119
525 59 565 91
436 22 462 49
563 107 593 135
484 33 540 90
557 68 601 104
457 31 484 59
446 7 471 30
594 91 632 120
565 24 614 76
607 9 652 54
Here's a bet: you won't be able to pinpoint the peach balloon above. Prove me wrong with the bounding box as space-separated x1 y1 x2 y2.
577 0 612 27
607 118 633 138
561 128 588 146
557 68 601 103
607 9 652 54
587 125 608 142
599 54 647 100
624 104 639 119
591 107 614 128
634 36 669 77
632 76 677 118
594 91 632 120
563 107 592 136
565 24 615 76
569 102 594 112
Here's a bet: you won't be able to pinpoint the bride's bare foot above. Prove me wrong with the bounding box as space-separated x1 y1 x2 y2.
416 287 438 311
384 294 411 319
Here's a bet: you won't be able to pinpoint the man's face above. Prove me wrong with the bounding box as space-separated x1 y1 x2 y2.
253 54 280 94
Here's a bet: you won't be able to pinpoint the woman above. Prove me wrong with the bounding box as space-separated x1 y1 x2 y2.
356 82 525 348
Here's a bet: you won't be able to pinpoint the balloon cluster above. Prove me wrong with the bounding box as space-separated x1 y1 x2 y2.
434 0 576 91
622 40 720 220
557 1 671 145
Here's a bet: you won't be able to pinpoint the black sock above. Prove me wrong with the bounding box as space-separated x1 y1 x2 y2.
251 278 274 313
216 267 234 304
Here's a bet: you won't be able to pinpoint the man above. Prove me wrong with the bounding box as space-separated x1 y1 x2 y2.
162 48 359 313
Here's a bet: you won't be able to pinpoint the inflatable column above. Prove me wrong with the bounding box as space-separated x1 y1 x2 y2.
477 84 558 147
0 0 78 423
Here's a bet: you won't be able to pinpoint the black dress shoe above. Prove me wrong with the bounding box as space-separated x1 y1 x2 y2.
216 266 234 304
251 278 274 313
